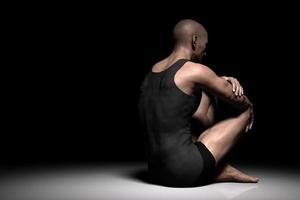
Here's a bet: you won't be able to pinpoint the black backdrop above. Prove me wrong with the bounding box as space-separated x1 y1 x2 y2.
3 3 299 167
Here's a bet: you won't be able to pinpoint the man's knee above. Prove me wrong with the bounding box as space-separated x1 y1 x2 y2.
239 108 251 122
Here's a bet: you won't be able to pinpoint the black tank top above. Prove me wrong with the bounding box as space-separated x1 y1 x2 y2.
138 59 205 186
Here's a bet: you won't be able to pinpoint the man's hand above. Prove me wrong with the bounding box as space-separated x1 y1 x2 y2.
221 76 254 132
246 104 254 133
221 76 244 97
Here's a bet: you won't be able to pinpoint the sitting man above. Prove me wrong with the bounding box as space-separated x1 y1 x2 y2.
138 19 258 187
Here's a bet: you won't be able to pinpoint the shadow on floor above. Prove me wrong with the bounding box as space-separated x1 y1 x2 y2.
129 168 157 185
127 168 204 188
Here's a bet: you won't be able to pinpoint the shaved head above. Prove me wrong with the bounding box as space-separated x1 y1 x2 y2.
173 19 207 46
172 19 208 62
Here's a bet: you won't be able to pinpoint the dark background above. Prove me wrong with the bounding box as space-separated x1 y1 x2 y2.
3 3 299 167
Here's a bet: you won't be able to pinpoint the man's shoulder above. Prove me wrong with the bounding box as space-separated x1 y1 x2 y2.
183 61 214 75
179 61 218 85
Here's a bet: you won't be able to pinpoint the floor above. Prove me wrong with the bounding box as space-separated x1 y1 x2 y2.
0 162 299 200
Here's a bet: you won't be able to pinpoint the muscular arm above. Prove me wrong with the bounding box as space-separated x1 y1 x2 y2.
189 63 252 111
192 91 216 127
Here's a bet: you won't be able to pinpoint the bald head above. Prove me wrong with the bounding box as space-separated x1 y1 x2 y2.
173 19 207 47
172 19 208 62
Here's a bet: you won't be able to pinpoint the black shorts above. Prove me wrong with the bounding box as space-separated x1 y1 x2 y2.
192 141 216 186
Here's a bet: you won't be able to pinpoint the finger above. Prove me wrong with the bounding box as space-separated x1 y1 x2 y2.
235 79 242 96
248 119 253 131
249 109 254 130
250 114 254 129
233 79 240 96
239 86 243 96
241 87 244 95
231 79 236 93
235 79 243 96
249 121 253 130
245 125 249 133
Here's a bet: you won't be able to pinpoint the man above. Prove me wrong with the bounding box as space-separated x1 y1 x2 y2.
138 19 258 187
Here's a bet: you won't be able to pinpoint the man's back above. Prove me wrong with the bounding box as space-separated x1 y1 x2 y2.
138 59 206 187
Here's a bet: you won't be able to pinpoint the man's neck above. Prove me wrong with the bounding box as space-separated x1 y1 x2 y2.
171 46 193 60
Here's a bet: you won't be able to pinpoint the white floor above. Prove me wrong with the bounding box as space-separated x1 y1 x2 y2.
0 162 299 200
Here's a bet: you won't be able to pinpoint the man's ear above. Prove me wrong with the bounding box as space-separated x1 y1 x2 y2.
192 35 197 50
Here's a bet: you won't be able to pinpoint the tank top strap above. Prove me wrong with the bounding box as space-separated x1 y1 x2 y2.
167 58 189 80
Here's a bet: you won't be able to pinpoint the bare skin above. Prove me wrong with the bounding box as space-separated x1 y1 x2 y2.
193 92 258 183
152 19 258 183
214 164 259 183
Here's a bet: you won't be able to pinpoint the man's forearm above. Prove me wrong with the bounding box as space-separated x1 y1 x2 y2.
220 76 252 110
229 94 252 111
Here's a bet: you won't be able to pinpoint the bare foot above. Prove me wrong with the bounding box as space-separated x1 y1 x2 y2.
214 164 259 183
